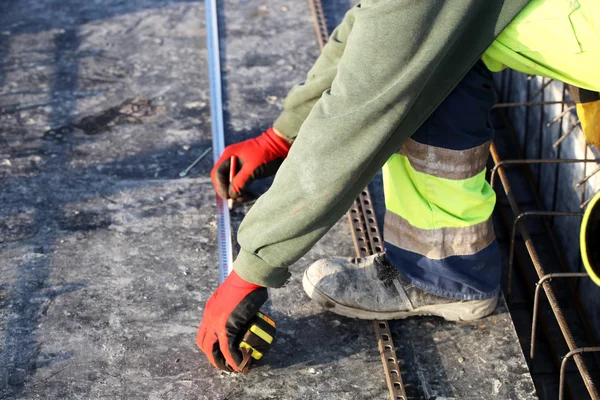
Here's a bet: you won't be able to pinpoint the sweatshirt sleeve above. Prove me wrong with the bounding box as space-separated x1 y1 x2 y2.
233 0 529 287
273 6 355 141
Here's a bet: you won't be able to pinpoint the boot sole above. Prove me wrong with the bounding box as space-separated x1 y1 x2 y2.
302 270 497 322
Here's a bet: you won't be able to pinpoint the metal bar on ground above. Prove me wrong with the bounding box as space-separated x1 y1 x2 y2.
308 1 407 399
205 0 234 283
179 146 212 177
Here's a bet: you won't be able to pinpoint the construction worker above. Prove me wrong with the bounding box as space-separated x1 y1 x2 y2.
197 0 600 372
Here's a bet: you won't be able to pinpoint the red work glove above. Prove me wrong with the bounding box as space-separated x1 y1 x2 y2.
210 128 291 201
196 271 268 371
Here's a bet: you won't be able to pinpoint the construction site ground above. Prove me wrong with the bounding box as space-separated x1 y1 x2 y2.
1 0 536 398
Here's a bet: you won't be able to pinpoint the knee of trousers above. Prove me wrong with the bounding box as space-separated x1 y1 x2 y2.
382 150 500 300
383 60 498 249
381 63 501 299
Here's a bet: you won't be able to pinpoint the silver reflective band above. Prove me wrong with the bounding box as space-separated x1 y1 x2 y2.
384 211 496 260
398 139 491 180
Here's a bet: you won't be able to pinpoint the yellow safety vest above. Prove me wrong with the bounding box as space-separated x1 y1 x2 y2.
482 0 600 92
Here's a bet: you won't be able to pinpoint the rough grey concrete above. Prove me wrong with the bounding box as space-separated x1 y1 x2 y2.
1 0 535 399
392 302 534 399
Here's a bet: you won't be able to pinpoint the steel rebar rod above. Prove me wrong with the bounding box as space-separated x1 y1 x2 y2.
490 142 600 399
560 347 600 400
531 78 554 100
530 272 590 359
576 165 600 188
553 121 581 148
490 158 598 190
307 1 406 398
547 105 577 127
493 100 573 108
581 192 600 209
507 211 583 301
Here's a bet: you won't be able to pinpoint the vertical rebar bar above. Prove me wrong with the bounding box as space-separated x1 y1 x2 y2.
530 272 589 360
490 142 600 399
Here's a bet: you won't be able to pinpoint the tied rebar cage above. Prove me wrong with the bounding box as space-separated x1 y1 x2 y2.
493 70 600 400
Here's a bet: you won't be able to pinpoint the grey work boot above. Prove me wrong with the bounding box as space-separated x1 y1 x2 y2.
302 254 497 321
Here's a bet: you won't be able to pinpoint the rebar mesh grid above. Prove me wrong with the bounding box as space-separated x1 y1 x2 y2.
493 71 600 400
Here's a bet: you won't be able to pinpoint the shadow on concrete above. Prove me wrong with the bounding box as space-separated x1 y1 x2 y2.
0 1 198 397
0 25 84 399
390 318 455 399
264 311 375 370
0 1 490 399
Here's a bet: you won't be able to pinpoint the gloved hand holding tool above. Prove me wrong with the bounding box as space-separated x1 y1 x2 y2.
210 127 291 202
201 129 284 374
196 270 275 374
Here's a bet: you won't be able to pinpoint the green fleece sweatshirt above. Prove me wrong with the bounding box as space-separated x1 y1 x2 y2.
233 0 530 288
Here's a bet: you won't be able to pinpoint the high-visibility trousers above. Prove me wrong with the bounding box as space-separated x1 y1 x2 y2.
270 0 599 299
382 61 499 300
384 0 599 300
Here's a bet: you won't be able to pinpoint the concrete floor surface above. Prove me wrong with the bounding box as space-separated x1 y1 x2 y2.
0 0 535 398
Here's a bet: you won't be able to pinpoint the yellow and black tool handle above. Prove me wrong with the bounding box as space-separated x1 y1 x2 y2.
238 312 276 375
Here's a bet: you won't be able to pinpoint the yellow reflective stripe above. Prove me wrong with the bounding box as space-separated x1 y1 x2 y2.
383 154 496 230
239 342 263 360
398 139 491 180
384 210 496 259
250 325 274 344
